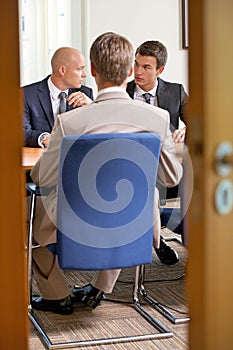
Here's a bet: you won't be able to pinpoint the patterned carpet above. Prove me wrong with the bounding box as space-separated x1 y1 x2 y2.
29 229 189 350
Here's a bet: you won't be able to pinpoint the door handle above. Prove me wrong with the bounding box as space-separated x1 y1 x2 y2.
215 141 233 176
221 154 233 166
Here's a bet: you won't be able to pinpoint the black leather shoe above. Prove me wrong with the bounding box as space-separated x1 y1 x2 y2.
31 295 73 315
72 284 104 309
155 236 179 265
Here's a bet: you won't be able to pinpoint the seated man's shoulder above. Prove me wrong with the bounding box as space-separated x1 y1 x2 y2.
159 77 183 90
23 76 49 92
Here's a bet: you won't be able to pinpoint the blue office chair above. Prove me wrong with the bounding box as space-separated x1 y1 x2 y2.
27 133 173 348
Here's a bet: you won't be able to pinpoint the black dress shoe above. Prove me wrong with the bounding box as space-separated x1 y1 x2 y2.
155 236 179 265
72 284 104 309
31 295 73 315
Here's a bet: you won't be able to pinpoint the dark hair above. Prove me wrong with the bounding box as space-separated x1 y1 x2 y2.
90 32 134 85
135 40 168 68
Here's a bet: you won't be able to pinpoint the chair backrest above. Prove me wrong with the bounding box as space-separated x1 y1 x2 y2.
56 133 161 270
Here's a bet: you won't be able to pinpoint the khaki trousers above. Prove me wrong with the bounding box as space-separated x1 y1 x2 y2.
30 188 160 300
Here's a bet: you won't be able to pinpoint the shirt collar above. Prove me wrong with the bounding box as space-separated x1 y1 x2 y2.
48 77 69 100
135 81 158 98
98 86 126 97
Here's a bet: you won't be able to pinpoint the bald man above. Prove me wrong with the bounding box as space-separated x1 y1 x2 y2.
23 47 94 148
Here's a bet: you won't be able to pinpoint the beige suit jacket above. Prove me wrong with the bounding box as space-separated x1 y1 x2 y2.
31 90 183 247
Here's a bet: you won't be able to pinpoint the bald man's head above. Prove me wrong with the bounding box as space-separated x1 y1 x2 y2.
51 47 83 72
50 47 87 90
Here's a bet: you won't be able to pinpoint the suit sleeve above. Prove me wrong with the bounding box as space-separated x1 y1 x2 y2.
23 85 53 147
179 84 188 125
23 90 42 147
157 114 183 187
30 116 64 187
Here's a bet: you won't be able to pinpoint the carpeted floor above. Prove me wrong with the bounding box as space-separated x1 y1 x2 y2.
29 229 189 350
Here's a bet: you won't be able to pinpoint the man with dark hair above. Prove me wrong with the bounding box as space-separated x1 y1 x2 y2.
127 40 188 141
127 40 188 265
30 32 183 315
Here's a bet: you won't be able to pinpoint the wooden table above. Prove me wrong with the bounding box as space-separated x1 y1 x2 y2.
22 142 184 170
22 147 43 170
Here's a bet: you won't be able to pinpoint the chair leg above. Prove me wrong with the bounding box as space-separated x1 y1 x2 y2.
139 265 190 324
27 192 40 308
27 192 36 309
132 266 173 336
27 192 172 347
28 265 173 349
29 308 171 350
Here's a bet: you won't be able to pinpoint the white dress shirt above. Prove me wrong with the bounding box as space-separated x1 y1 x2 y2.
133 83 158 106
47 77 69 117
38 78 69 147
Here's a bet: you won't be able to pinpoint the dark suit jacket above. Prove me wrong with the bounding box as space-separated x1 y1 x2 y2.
23 76 94 147
127 77 187 201
126 77 188 131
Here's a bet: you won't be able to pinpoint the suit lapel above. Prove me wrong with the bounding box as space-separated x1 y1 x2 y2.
37 77 54 128
157 78 169 110
127 80 169 109
126 81 136 99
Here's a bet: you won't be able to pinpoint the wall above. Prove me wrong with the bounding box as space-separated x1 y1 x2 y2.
19 0 188 96
82 0 188 96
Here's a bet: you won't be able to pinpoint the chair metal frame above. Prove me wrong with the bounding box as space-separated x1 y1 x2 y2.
138 254 190 324
26 186 172 349
154 196 190 323
26 133 174 349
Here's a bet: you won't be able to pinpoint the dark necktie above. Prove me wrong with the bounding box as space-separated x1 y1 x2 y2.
142 93 152 104
59 91 67 114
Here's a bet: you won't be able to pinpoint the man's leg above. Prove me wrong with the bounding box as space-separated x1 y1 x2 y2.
29 194 73 314
153 188 179 265
72 269 121 309
31 247 73 314
92 269 121 293
33 246 70 300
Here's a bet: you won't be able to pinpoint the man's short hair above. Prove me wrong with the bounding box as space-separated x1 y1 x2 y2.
135 40 168 68
90 32 134 85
